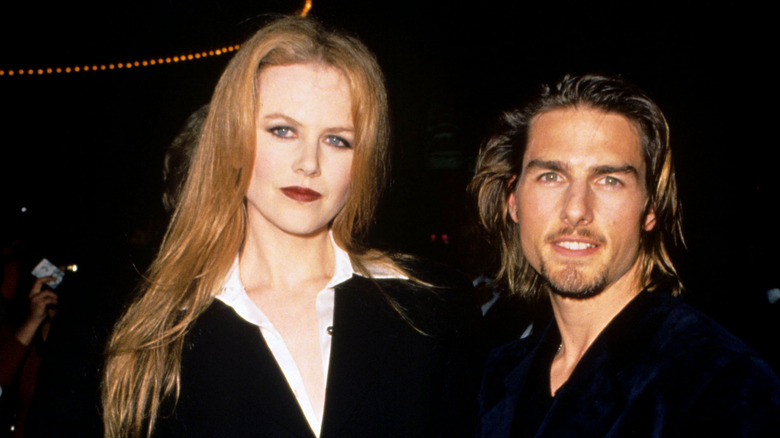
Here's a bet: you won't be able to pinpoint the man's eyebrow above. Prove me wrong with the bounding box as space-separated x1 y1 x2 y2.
525 160 639 179
525 159 566 172
592 164 638 176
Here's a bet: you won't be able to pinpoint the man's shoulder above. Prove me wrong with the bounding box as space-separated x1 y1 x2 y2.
649 294 768 367
617 291 780 405
638 293 780 434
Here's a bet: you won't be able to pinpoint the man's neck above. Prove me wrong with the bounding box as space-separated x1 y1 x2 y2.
547 265 645 395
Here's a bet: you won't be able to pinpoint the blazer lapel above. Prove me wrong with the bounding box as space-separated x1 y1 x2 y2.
245 327 318 438
321 276 395 437
207 301 316 438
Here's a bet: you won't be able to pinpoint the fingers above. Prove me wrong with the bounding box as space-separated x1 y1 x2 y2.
29 276 55 297
31 290 58 307
29 289 58 320
28 277 59 321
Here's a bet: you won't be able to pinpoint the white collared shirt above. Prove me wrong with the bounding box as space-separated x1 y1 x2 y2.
215 234 405 436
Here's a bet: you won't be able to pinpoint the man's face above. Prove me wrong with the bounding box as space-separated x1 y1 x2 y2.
508 107 656 299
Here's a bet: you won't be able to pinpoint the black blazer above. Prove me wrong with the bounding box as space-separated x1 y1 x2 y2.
155 273 484 437
477 290 780 438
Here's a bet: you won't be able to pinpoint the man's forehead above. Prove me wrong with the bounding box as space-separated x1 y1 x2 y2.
524 107 644 171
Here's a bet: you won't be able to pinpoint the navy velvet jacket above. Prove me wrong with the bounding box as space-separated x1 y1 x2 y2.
154 271 484 438
477 290 780 437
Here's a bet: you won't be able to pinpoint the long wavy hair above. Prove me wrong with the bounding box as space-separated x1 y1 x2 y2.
102 16 391 438
470 74 684 300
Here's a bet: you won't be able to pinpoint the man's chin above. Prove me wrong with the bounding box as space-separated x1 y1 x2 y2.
548 284 605 300
542 265 607 300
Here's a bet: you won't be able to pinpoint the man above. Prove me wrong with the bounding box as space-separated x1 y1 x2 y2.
470 74 780 437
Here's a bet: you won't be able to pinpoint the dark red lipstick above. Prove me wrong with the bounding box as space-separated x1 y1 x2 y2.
281 186 322 202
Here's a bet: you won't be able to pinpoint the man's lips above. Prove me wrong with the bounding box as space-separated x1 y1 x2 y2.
549 236 603 256
553 240 598 250
281 186 322 202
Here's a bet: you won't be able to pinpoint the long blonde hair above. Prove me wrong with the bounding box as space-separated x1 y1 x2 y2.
102 16 390 437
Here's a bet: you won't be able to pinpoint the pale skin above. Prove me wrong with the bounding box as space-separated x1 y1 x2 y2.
508 107 656 395
239 63 355 422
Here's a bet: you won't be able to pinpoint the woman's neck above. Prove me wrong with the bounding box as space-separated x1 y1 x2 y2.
239 224 335 297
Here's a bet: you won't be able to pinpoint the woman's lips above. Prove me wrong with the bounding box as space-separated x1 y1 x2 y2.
281 186 322 202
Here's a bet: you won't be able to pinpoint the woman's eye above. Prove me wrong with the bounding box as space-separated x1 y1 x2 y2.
269 126 294 138
324 135 352 149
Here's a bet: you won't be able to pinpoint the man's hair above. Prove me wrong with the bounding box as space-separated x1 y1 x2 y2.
469 73 684 299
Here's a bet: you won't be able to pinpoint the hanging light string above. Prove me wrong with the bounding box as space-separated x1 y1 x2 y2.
0 44 241 78
1 2 314 79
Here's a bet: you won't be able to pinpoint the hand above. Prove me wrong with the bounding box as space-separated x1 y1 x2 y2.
28 276 59 322
14 277 59 346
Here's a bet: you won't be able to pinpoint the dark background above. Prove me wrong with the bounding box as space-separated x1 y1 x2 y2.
1 1 776 362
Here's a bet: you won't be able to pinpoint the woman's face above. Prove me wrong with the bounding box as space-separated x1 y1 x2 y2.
245 62 355 239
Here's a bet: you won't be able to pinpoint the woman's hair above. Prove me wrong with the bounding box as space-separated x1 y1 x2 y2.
102 16 390 437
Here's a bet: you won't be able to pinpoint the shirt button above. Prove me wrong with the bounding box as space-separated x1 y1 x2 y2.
327 326 334 335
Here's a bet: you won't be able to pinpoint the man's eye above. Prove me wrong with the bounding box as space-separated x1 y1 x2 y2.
269 126 294 138
602 176 622 186
324 135 352 149
540 173 559 182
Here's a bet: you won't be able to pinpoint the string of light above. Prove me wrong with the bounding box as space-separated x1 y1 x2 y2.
0 44 241 78
1 1 312 79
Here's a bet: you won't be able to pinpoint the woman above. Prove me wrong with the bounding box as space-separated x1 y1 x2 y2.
102 16 482 438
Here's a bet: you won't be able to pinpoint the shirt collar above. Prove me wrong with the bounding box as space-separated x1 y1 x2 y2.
216 232 405 327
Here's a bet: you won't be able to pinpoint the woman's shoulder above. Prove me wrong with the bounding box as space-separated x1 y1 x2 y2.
353 256 479 336
184 299 258 348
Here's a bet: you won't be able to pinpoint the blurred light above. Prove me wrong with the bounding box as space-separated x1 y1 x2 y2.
66 264 78 273
301 0 313 16
768 288 780 305
20 206 27 213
